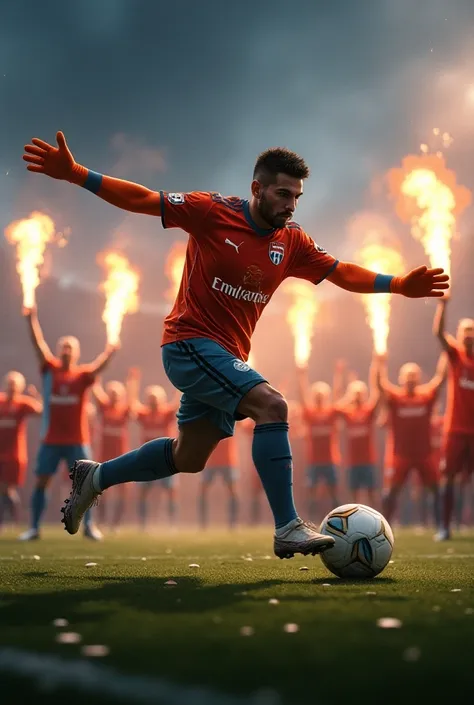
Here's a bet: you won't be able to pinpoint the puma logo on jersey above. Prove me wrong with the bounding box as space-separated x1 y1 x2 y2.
459 377 474 390
225 238 244 253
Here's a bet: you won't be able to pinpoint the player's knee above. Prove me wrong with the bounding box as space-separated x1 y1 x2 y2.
255 390 288 425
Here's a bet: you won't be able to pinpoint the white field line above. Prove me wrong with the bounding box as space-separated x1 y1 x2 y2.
0 648 286 705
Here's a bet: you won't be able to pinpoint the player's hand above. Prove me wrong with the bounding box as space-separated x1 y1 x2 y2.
106 341 121 354
374 352 387 363
334 359 347 372
26 384 39 398
23 132 76 181
394 266 450 298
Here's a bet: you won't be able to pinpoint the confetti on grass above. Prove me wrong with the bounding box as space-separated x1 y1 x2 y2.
377 618 402 629
56 632 81 644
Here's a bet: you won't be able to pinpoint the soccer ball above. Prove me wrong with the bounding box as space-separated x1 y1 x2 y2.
319 504 394 578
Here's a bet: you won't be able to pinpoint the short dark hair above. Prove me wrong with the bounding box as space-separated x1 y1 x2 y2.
253 147 310 185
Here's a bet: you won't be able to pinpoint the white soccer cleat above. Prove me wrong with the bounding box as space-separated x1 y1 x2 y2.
61 460 101 535
83 523 103 541
18 528 40 541
274 518 335 559
434 528 451 542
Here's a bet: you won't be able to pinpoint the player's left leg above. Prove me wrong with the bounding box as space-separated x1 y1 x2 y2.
137 482 153 530
110 484 127 531
324 464 339 510
222 467 239 529
64 445 102 541
436 434 468 540
160 476 177 526
0 461 23 526
382 460 410 524
417 458 440 529
198 467 214 529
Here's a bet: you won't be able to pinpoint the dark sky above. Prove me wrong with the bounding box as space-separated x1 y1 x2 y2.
1 0 473 317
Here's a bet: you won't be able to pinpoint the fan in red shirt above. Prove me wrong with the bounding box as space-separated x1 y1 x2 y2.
127 369 179 529
23 134 449 558
337 360 381 508
296 362 346 520
434 297 474 540
0 371 42 527
92 378 131 531
376 354 446 526
199 436 239 529
18 306 117 541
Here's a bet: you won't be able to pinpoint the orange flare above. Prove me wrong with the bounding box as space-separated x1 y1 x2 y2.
4 211 56 308
355 243 405 355
165 242 187 302
97 251 139 345
387 154 471 277
283 280 319 368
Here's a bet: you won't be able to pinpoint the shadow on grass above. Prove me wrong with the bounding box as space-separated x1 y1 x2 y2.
0 575 292 627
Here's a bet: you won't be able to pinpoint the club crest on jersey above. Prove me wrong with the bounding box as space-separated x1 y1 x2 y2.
168 193 185 205
269 241 285 266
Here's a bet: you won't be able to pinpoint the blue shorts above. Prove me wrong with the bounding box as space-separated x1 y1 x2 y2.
201 466 239 485
162 338 266 438
349 464 376 491
141 475 177 490
306 464 337 488
35 444 91 477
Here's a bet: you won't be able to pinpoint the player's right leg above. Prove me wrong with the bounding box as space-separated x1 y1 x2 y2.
306 466 319 520
198 467 214 529
137 482 153 530
436 433 469 540
381 460 409 524
19 445 61 540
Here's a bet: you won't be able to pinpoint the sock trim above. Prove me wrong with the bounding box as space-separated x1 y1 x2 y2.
254 422 289 434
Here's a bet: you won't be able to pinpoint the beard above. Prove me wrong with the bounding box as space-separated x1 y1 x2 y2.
257 192 290 229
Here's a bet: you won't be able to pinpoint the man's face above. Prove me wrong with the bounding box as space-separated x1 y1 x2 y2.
253 173 303 228
458 320 474 353
399 365 420 392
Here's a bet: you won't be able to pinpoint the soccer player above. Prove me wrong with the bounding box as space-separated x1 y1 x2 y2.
23 133 448 558
18 306 117 540
296 362 345 520
433 297 474 540
199 436 239 529
0 372 42 527
92 378 130 530
338 363 380 507
375 354 447 526
129 378 178 529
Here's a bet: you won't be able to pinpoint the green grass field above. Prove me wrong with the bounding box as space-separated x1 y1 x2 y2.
0 527 473 705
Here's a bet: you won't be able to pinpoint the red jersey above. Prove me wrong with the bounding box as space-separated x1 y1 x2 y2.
445 344 474 434
386 388 437 462
0 394 39 463
431 415 444 452
41 360 95 446
302 407 340 465
136 405 176 444
98 402 130 460
207 437 238 468
160 192 338 360
339 402 377 466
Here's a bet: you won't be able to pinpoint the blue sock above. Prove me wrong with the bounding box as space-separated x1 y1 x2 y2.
229 494 238 528
252 423 298 529
31 487 47 531
99 438 177 490
199 492 208 528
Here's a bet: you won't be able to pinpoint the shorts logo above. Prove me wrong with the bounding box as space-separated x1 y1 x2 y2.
168 193 185 205
233 360 250 372
315 243 327 253
269 241 285 266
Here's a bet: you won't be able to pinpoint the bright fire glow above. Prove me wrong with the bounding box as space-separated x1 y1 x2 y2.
388 154 471 277
283 280 319 368
356 243 405 355
165 241 187 302
98 252 140 345
4 211 56 308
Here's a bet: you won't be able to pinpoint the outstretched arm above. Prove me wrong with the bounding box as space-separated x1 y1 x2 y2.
327 262 449 298
88 343 118 377
374 353 399 397
295 364 311 410
433 298 457 354
23 307 54 367
91 378 110 408
368 357 381 410
419 353 449 398
333 359 346 402
23 133 162 216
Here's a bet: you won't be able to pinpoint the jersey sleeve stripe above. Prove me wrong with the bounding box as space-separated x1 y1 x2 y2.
315 259 339 284
159 191 167 229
